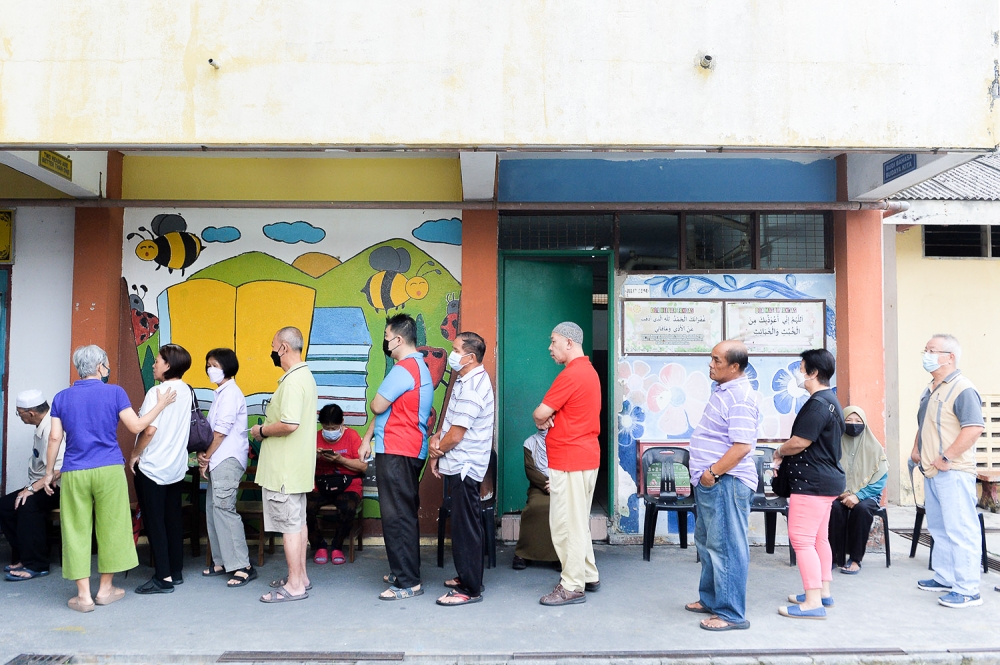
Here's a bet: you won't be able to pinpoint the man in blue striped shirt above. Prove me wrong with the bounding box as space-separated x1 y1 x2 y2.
428 331 496 606
684 340 759 631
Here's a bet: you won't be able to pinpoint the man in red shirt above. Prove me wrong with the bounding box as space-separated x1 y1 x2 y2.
532 321 602 606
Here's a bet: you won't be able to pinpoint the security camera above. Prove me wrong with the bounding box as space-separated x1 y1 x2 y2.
208 58 220 69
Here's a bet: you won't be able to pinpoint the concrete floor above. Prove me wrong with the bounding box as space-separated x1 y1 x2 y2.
2 505 999 663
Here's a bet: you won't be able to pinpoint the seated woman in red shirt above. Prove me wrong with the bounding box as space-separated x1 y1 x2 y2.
307 404 367 565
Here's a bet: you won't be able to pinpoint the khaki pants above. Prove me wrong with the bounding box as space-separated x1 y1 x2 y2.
548 468 599 592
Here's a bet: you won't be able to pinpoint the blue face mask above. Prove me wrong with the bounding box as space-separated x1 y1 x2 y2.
922 352 942 373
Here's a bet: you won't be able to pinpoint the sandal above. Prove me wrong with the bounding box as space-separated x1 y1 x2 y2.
436 589 483 606
379 585 423 601
330 549 346 565
700 617 750 631
443 577 486 593
5 568 49 582
94 587 125 606
269 577 312 591
313 548 329 565
202 566 227 577
383 573 398 585
68 597 95 613
259 585 309 603
228 566 258 587
684 600 714 615
4 563 23 573
840 561 862 575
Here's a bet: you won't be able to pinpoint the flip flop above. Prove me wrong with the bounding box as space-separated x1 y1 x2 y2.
202 566 228 577
330 549 346 565
684 601 714 615
68 597 95 613
259 585 309 603
5 568 49 582
436 589 483 606
700 617 750 631
94 587 125 606
840 561 862 575
228 567 258 587
269 577 312 591
4 564 23 573
379 585 424 601
444 577 486 592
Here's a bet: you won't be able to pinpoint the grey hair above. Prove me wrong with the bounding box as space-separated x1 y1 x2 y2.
72 345 109 379
276 327 304 352
931 333 962 366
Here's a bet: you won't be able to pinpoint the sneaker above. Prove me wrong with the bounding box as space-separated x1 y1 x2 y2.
938 592 983 608
917 578 953 592
540 584 586 606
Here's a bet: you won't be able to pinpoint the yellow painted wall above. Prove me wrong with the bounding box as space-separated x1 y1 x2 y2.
0 2 996 148
122 156 462 201
0 164 70 198
894 226 1000 501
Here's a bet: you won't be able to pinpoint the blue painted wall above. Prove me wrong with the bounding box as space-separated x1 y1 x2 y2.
498 158 837 203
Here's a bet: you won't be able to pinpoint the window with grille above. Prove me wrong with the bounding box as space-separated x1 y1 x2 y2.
760 214 827 270
923 225 1000 258
619 214 680 270
685 214 753 270
499 215 614 250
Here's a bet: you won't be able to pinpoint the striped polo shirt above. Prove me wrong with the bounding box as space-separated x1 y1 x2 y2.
688 374 759 490
439 364 496 482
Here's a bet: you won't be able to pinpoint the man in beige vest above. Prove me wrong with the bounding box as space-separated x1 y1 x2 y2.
909 334 984 608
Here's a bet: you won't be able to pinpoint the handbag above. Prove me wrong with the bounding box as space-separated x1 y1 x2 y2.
316 473 352 494
771 458 792 498
187 385 214 453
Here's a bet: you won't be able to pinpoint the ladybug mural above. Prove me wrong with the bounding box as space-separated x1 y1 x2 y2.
440 293 460 341
129 284 159 345
418 345 448 388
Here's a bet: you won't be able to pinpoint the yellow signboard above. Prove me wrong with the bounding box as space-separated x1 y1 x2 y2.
38 150 72 180
0 211 14 263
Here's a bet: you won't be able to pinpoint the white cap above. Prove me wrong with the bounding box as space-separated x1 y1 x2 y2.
16 389 45 410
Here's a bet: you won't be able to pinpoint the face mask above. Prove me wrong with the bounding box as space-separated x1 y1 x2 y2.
845 423 865 437
922 352 942 373
321 428 343 442
383 337 398 358
207 366 225 384
270 350 282 367
448 351 469 372
794 370 807 388
100 364 110 384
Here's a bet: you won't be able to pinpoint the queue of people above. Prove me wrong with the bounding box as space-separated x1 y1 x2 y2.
0 322 985 621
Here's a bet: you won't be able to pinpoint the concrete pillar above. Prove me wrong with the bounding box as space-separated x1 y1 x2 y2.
459 210 498 380
833 154 886 446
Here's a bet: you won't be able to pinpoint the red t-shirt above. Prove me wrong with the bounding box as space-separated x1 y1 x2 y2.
315 427 364 495
541 356 601 472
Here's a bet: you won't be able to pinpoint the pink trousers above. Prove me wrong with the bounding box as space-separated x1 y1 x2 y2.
788 493 837 590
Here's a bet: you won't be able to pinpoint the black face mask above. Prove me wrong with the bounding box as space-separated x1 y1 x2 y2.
270 350 282 367
845 423 865 437
382 338 396 358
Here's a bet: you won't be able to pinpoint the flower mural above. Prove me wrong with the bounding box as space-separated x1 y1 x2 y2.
772 360 810 415
618 360 659 406
616 399 645 482
646 363 711 438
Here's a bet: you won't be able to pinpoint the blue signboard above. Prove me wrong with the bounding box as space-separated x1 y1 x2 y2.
883 153 917 184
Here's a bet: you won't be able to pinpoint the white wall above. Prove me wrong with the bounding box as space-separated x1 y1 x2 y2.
0 2 996 149
3 207 74 490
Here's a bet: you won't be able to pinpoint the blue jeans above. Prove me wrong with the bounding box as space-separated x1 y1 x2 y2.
925 469 981 596
694 474 753 624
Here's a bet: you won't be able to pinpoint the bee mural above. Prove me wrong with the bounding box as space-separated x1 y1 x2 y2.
127 213 203 275
440 293 460 341
361 246 441 312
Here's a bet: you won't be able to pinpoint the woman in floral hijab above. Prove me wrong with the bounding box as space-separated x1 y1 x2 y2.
828 405 889 574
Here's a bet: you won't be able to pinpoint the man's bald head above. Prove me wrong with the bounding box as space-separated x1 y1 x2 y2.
709 340 749 385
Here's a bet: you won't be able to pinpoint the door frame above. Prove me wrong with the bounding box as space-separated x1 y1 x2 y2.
496 249 615 516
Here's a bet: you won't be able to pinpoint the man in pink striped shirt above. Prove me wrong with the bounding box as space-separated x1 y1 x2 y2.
684 340 759 631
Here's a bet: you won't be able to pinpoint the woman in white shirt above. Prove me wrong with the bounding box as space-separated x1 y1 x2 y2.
198 348 255 587
129 344 193 595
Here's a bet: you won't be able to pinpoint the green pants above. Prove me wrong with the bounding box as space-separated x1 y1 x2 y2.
60 464 139 580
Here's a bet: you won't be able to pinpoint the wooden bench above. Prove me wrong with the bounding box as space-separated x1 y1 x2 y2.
977 469 1000 513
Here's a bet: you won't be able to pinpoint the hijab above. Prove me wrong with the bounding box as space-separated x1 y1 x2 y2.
841 405 889 495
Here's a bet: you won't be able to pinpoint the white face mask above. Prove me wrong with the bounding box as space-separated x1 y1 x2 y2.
794 369 807 388
321 428 343 442
448 351 470 372
207 366 225 384
922 351 942 373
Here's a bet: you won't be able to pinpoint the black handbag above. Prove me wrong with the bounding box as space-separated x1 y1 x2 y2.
316 473 352 494
772 458 792 498
187 385 214 453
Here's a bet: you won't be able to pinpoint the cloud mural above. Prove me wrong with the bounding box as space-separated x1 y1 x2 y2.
264 221 326 244
201 226 242 243
412 218 462 245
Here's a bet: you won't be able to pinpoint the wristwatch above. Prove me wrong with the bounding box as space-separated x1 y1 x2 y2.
708 467 722 482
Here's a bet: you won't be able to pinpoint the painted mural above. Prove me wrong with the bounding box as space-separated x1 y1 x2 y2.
615 272 836 534
122 209 463 509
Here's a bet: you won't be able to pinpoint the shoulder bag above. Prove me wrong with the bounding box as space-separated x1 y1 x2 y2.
771 390 841 498
187 385 214 453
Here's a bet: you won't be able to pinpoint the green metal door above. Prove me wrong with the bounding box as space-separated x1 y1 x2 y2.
499 259 593 514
